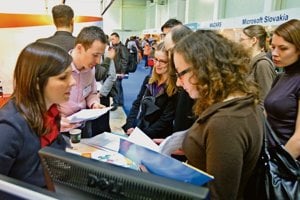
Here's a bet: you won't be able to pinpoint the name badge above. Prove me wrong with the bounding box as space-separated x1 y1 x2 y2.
83 85 92 97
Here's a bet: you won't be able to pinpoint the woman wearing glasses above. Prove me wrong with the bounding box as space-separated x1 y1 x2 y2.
122 42 177 139
240 25 277 108
173 30 263 199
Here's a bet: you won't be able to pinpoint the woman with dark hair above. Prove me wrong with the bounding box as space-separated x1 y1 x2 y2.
0 42 75 187
264 19 300 160
173 30 263 199
241 25 277 107
123 42 177 139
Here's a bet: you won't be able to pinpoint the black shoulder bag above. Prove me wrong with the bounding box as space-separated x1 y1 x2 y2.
263 120 300 200
246 118 300 200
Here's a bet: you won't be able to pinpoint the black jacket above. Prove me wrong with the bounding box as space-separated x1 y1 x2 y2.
123 76 177 138
173 89 196 132
36 31 76 52
112 42 129 73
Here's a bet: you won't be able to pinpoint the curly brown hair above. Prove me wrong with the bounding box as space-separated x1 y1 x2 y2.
173 30 259 115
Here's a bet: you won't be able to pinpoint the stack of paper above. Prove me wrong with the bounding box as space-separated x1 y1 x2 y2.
81 132 125 151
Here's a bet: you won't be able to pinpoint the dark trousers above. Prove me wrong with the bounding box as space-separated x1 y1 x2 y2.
112 78 124 106
61 121 92 139
91 95 111 137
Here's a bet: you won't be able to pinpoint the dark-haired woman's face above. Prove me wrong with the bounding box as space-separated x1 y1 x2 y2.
43 66 75 109
271 34 300 67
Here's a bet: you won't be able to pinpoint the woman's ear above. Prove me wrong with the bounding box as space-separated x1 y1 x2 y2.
251 37 258 47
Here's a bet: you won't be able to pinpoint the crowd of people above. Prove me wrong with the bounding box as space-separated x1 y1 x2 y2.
0 3 299 200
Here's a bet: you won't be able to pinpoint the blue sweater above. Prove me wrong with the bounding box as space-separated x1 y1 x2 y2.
0 100 66 187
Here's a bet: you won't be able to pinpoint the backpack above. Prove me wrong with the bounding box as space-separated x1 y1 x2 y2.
127 46 138 73
253 56 277 77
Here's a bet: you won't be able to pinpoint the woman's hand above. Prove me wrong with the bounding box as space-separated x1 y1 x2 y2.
91 102 106 109
126 128 135 136
152 138 164 145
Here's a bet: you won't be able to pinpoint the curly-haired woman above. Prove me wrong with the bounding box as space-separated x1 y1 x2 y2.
173 30 264 199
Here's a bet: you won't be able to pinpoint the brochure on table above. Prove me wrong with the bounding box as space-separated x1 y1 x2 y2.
81 128 187 155
81 128 214 186
66 142 139 170
119 138 214 186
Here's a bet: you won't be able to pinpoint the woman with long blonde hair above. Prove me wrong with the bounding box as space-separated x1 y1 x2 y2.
123 42 177 139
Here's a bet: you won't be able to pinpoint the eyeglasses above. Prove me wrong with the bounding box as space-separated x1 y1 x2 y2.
153 58 168 65
239 37 251 42
175 67 192 79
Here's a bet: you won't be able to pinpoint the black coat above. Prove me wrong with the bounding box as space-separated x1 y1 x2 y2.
112 42 129 74
36 31 76 52
123 76 177 139
173 89 196 132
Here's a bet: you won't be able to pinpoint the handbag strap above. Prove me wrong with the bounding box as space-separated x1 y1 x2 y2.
264 118 283 147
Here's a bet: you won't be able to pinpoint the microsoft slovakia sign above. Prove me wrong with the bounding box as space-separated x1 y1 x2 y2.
199 8 299 29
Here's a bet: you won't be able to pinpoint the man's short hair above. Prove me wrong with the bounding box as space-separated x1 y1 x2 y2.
75 26 107 50
52 4 74 27
161 18 182 32
170 25 192 44
110 32 120 38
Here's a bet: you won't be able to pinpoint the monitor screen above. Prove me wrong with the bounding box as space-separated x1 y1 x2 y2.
39 147 209 200
0 174 59 200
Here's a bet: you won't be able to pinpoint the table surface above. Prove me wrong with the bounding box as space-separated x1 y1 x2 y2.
65 142 139 170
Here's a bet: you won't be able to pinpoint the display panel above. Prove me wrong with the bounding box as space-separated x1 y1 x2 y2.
39 147 209 200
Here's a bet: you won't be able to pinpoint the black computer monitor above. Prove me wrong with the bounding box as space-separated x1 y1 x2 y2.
38 147 209 200
0 174 60 200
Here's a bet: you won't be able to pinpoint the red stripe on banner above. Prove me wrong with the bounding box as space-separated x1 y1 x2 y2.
75 16 103 23
0 13 103 28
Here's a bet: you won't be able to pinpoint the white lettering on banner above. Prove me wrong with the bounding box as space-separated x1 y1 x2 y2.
264 14 289 23
242 14 289 25
209 22 222 28
242 17 263 25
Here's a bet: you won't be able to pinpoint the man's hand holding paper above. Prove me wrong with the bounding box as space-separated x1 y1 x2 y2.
60 116 82 132
66 107 112 123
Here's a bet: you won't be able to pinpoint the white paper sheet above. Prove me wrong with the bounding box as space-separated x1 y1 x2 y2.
67 107 112 123
127 127 189 155
82 127 189 156
127 127 159 152
158 129 189 156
